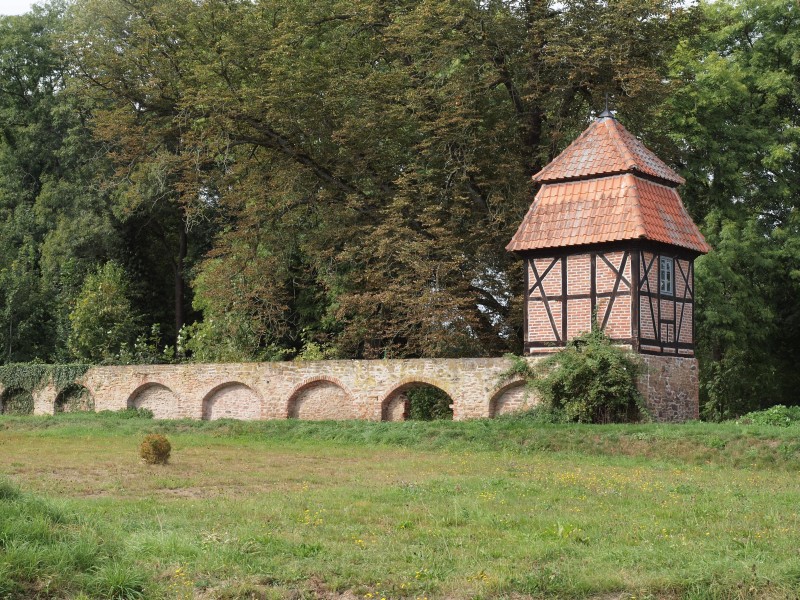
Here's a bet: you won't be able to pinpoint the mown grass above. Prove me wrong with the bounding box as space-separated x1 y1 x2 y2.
2 413 800 599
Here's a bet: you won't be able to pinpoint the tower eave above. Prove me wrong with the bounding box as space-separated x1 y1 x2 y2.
507 174 710 255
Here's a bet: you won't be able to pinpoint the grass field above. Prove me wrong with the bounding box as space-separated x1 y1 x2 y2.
2 413 800 599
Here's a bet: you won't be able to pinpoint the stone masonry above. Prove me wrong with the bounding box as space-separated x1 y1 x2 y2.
6 356 699 423
638 355 700 421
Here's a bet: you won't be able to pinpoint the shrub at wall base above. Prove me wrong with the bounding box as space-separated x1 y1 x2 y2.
501 329 647 424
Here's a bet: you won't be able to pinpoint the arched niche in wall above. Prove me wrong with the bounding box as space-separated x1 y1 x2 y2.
127 382 179 419
201 382 262 421
287 377 357 420
0 387 34 415
489 380 537 417
54 384 94 413
380 380 454 421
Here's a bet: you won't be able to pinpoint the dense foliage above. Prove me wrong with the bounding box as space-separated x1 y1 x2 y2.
0 0 796 417
406 386 454 421
736 405 800 428
0 363 89 393
0 389 34 415
670 0 800 419
505 329 646 423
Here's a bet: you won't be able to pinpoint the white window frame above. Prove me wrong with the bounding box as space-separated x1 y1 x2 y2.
660 256 674 296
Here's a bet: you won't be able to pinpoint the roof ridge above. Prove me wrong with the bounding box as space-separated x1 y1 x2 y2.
622 173 647 239
532 116 685 186
605 119 637 172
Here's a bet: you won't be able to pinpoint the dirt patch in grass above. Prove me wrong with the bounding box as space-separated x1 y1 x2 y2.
1 432 441 500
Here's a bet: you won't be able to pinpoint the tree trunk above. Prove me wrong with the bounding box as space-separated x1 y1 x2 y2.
174 220 187 338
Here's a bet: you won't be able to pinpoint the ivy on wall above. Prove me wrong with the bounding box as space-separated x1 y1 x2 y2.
0 364 90 395
1 389 34 415
55 384 95 413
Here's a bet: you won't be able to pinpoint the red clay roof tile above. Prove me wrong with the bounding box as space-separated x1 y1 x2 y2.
506 174 710 254
508 116 708 254
533 116 685 186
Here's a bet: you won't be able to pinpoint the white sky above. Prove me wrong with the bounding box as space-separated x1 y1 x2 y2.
0 0 38 16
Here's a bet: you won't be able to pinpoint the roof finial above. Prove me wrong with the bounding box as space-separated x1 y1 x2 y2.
599 93 614 119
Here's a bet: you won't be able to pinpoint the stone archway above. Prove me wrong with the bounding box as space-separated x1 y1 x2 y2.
381 381 454 421
287 377 356 420
382 390 409 421
489 380 536 417
127 383 179 419
202 382 262 421
0 387 34 415
54 384 94 413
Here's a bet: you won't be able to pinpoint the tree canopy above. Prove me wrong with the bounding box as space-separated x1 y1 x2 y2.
0 0 797 417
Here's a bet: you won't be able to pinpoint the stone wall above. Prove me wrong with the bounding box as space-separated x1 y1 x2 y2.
9 355 699 423
74 359 527 422
638 355 700 421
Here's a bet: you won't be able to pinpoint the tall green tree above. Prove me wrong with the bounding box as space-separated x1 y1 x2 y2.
666 0 800 416
0 2 119 362
67 0 216 346
68 261 141 362
667 0 799 223
68 0 690 360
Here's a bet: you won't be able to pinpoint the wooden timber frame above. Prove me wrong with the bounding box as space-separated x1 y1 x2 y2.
522 240 700 357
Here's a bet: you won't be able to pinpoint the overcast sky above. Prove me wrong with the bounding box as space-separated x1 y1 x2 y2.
0 0 38 16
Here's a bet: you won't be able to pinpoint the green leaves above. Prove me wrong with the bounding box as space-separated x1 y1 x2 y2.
695 212 800 418
63 0 691 360
68 262 141 363
508 329 646 424
666 0 800 416
666 0 800 221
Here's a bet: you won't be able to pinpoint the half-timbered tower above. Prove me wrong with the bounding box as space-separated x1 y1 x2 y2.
507 112 710 358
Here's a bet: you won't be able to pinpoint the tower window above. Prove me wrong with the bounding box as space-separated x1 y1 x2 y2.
660 256 674 296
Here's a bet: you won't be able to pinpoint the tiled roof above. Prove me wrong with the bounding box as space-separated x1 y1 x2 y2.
506 173 711 254
533 115 685 186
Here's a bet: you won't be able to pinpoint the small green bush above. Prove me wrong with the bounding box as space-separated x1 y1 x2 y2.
139 434 171 465
736 405 800 427
503 328 646 424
